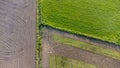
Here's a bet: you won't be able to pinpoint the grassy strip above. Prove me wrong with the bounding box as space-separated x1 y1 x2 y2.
49 55 97 68
41 0 120 45
53 34 120 60
36 0 42 68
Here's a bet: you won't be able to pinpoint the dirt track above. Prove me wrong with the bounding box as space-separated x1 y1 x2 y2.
42 26 120 68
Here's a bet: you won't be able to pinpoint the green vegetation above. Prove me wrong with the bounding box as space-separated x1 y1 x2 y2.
41 0 120 45
53 34 120 60
39 0 120 67
50 55 97 68
36 0 42 68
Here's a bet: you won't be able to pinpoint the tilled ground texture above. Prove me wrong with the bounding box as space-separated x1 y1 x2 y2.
0 0 36 68
42 26 120 68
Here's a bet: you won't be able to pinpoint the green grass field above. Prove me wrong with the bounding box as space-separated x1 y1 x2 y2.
53 34 120 60
41 0 120 45
49 55 97 68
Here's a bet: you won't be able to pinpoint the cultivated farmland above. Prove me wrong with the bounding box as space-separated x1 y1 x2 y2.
41 0 120 45
39 0 120 68
42 27 120 68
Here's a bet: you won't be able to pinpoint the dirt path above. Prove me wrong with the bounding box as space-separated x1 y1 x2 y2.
0 0 36 68
42 26 120 68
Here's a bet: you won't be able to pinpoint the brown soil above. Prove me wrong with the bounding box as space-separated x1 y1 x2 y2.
0 0 36 68
42 26 120 68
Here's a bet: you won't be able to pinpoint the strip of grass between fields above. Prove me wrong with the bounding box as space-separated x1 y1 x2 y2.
53 34 120 60
50 55 98 68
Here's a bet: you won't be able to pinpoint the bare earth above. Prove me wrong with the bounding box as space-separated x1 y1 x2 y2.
42 26 120 68
0 0 36 68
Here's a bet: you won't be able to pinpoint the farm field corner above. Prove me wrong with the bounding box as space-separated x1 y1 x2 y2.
41 27 120 68
41 0 120 45
38 0 120 68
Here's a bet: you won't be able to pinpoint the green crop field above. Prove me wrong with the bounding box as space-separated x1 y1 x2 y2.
41 0 120 45
49 55 97 68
